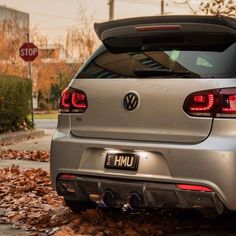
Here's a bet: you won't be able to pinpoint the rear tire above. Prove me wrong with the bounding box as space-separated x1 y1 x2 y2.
64 199 97 213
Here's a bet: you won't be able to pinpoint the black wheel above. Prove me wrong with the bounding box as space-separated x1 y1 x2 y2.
64 199 97 213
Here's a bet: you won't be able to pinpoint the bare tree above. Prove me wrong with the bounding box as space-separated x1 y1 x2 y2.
65 6 99 63
200 0 236 16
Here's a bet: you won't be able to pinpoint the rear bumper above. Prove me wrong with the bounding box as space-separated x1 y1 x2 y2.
56 174 224 213
50 116 236 211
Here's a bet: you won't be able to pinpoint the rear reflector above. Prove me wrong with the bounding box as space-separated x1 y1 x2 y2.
177 184 213 192
135 25 181 31
58 174 77 180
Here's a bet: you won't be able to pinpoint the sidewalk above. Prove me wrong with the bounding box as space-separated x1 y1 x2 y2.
0 129 45 145
0 225 27 236
0 129 53 169
1 129 53 152
0 159 49 170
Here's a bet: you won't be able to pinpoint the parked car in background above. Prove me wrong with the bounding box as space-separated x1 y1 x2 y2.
51 15 236 215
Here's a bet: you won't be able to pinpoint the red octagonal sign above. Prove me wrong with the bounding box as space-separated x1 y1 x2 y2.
19 42 38 62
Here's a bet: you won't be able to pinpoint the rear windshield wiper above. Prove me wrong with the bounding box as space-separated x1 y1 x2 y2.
134 68 199 77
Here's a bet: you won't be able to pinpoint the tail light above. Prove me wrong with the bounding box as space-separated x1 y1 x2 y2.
217 88 236 117
177 184 213 192
135 25 181 31
59 88 87 113
183 88 236 118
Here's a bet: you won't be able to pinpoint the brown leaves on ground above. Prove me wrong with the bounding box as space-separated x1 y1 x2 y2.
53 209 169 236
0 150 49 162
0 166 71 233
0 165 183 235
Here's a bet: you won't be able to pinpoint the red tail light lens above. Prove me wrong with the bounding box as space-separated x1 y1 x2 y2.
190 94 214 112
60 89 71 112
71 92 87 112
59 88 88 113
183 90 219 117
184 88 236 118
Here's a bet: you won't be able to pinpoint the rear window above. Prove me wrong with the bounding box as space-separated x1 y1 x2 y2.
77 43 236 78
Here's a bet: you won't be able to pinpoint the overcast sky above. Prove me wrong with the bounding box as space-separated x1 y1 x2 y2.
0 0 200 42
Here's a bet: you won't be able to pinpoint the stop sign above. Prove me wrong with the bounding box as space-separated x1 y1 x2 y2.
19 42 38 62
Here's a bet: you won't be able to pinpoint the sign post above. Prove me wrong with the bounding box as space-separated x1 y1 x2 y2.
19 41 38 126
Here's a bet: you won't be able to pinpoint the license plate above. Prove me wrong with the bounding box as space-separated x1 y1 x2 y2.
105 153 139 170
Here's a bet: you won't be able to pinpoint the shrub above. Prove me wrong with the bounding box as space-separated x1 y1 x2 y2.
0 74 32 133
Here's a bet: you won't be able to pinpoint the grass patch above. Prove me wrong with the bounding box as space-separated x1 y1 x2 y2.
34 113 58 119
28 113 58 120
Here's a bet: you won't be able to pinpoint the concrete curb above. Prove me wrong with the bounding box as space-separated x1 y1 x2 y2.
0 130 45 145
0 159 49 170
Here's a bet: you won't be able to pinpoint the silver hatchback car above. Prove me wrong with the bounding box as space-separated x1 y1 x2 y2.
51 15 236 214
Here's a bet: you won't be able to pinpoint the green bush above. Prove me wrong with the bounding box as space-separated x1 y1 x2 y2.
0 74 32 133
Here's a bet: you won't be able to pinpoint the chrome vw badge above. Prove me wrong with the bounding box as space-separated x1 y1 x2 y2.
123 92 139 111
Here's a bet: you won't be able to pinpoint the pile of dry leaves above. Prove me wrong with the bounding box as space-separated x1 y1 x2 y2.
0 166 70 234
0 150 49 162
0 165 184 235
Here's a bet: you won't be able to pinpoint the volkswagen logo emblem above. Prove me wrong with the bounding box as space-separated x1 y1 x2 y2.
123 92 139 111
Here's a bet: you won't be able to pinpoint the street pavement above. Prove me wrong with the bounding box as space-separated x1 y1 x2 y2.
34 119 57 130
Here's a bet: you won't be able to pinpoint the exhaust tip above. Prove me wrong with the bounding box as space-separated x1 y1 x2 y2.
127 192 142 210
101 190 116 208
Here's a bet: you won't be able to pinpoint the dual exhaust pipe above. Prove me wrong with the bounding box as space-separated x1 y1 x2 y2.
101 190 142 210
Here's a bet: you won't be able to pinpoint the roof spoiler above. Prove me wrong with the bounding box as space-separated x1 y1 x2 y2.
94 15 236 53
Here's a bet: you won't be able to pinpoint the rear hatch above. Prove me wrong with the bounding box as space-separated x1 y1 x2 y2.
69 15 236 144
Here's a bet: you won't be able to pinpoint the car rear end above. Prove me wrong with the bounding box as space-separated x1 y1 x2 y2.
51 15 236 214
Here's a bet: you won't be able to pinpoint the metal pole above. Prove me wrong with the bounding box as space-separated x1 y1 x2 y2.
161 0 164 15
108 0 115 21
27 32 34 127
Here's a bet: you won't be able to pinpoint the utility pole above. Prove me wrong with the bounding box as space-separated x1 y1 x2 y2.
161 0 164 15
108 0 115 21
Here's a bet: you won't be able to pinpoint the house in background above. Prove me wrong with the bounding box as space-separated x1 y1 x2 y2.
0 5 29 30
38 44 72 63
0 5 29 60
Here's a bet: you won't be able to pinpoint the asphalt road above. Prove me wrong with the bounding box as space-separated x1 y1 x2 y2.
34 119 58 130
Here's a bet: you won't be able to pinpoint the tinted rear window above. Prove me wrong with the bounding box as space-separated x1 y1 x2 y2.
77 43 236 78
